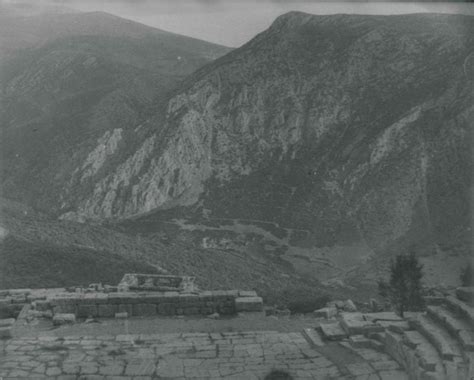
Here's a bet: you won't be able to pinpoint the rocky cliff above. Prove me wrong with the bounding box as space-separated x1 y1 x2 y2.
0 11 231 216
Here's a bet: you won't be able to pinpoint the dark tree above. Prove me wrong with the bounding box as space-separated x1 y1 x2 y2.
460 262 474 287
378 252 425 317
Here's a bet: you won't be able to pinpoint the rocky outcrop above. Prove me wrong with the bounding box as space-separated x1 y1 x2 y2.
61 13 472 267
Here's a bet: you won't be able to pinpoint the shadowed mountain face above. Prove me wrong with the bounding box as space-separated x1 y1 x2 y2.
0 11 231 214
2 12 473 289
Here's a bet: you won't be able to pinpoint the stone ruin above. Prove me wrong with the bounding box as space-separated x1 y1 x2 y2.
117 273 197 293
0 273 264 338
305 286 474 380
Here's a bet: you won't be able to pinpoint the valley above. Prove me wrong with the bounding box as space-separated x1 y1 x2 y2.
0 8 472 308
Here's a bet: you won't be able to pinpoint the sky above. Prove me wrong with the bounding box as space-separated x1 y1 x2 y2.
2 0 473 47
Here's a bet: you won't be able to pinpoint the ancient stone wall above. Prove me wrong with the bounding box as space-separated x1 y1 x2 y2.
0 288 263 319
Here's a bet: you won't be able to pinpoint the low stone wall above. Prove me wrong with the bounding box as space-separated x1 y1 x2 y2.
0 288 62 318
44 290 262 318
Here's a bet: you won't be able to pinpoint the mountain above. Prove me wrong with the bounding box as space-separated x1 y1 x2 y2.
2 12 472 293
0 11 231 214
0 10 228 61
53 12 473 288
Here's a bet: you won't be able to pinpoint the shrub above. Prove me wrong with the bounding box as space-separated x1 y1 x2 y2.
378 252 425 317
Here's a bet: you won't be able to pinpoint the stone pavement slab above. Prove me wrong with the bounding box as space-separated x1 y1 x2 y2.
0 330 408 379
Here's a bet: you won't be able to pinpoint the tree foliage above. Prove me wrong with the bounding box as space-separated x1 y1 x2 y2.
378 252 425 317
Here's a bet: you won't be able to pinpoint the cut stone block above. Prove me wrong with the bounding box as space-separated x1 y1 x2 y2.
0 318 15 327
381 321 411 333
157 303 175 315
459 330 474 351
446 296 474 325
314 307 337 319
117 304 133 315
238 290 257 297
98 304 117 318
52 313 76 326
456 287 474 304
320 322 347 340
341 312 384 335
0 326 12 339
302 328 324 347
77 304 98 318
115 312 128 319
34 300 51 311
235 296 263 312
349 335 374 349
132 303 156 316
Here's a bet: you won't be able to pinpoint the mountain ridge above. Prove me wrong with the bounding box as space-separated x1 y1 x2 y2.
1 11 472 290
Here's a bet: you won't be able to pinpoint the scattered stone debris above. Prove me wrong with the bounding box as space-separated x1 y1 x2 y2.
0 317 14 339
115 312 128 319
52 313 76 326
207 312 220 319
319 321 347 340
314 306 337 319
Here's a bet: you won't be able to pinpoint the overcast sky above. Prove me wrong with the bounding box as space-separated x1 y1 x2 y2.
2 0 473 47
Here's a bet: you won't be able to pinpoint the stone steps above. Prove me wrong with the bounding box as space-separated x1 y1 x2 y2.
402 330 446 375
410 313 462 361
427 305 474 351
445 296 474 326
410 313 468 380
385 329 445 379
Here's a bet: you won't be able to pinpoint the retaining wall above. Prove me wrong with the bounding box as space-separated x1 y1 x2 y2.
46 290 262 318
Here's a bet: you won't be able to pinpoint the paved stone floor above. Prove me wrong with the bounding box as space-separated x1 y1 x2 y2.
0 331 408 379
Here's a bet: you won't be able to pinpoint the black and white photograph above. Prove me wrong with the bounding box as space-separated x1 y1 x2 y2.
0 0 473 379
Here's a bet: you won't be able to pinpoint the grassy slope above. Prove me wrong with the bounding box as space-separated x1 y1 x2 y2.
0 198 338 310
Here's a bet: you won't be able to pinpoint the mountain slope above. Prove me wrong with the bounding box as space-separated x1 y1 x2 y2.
0 11 231 213
60 12 473 286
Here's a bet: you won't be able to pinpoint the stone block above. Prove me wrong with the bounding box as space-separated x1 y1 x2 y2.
53 313 76 326
98 304 117 318
142 294 165 304
109 293 141 304
200 307 213 315
183 307 199 315
107 294 124 304
34 300 51 311
178 294 199 305
238 290 257 297
319 322 347 340
157 303 175 315
219 306 235 315
341 312 384 335
349 335 374 349
456 287 474 303
117 304 133 315
458 329 474 351
343 299 357 312
302 328 324 347
314 307 337 319
235 297 263 312
115 312 128 319
0 326 12 339
77 304 98 318
53 304 77 315
0 318 15 327
132 303 156 316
